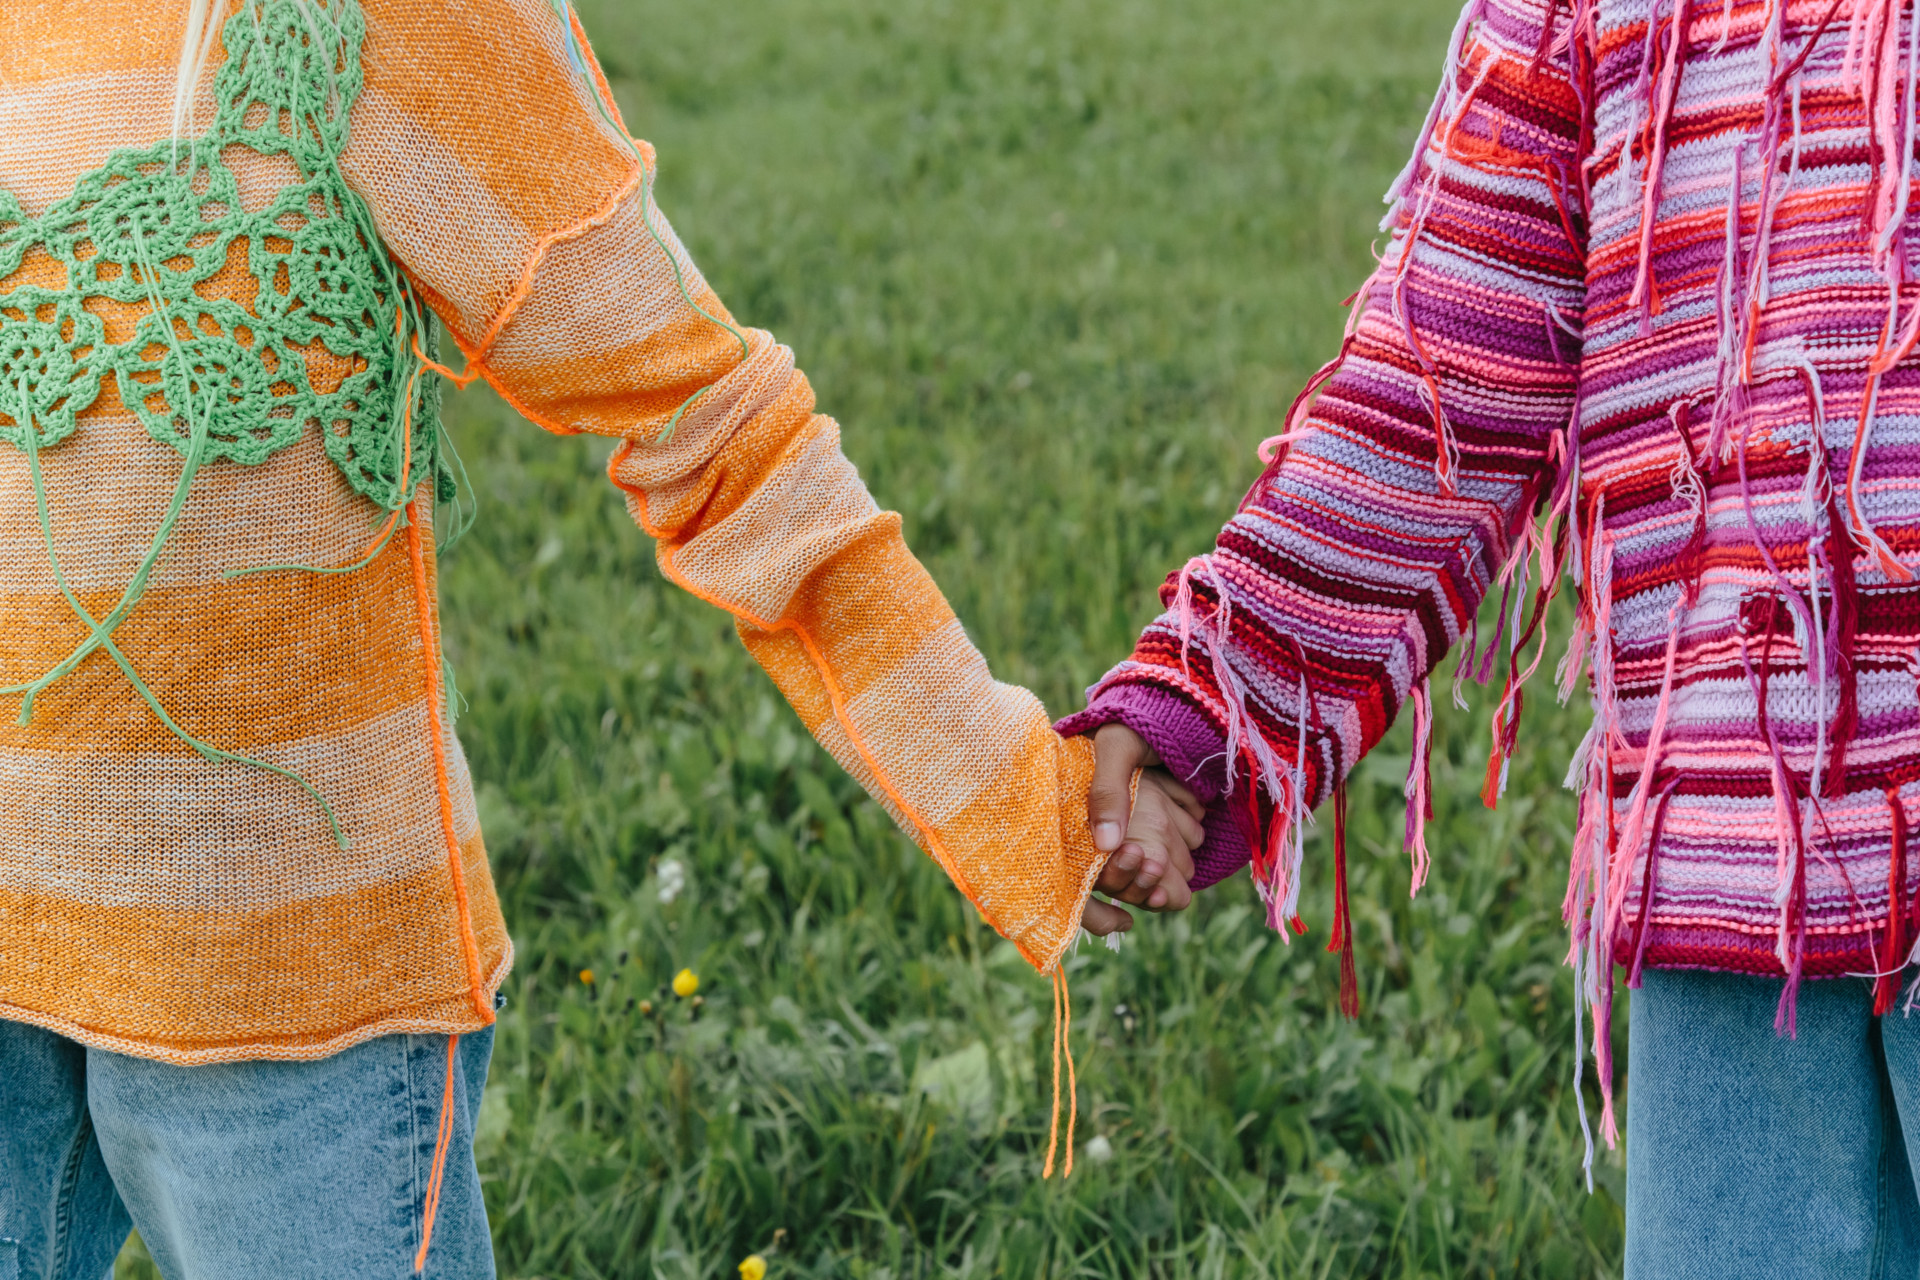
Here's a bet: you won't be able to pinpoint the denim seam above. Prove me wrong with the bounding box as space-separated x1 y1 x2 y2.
1873 1018 1896 1280
46 1109 94 1280
1874 1129 1892 1280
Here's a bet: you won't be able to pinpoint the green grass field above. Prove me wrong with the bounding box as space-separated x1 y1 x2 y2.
116 0 1625 1274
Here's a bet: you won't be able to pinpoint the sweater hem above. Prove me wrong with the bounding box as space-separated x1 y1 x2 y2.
0 944 514 1066
1613 926 1882 979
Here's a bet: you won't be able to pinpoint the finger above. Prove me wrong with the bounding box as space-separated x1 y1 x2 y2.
1110 847 1168 906
1112 724 1163 768
1095 845 1143 896
1152 770 1206 825
1128 791 1195 866
1133 776 1202 852
1167 799 1205 852
1120 843 1166 892
1088 725 1148 853
1081 897 1133 936
1168 832 1196 884
1146 870 1193 912
1132 784 1201 879
1098 840 1136 890
1110 797 1189 900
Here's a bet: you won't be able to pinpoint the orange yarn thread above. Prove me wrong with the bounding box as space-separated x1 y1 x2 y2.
460 164 645 369
407 497 489 1273
1042 966 1078 1179
1043 965 1063 1176
412 1033 463 1273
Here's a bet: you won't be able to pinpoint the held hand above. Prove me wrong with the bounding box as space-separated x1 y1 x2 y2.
1080 724 1206 937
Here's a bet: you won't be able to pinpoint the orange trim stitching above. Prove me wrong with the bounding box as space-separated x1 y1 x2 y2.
461 164 646 368
450 341 587 435
407 499 493 1022
456 337 740 443
669 544 981 900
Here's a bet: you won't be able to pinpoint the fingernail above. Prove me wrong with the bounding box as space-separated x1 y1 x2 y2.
1148 888 1167 910
1093 821 1122 852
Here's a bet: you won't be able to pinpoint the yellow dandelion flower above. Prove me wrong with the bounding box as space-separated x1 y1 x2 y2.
578 968 595 986
738 1255 768 1280
672 967 699 998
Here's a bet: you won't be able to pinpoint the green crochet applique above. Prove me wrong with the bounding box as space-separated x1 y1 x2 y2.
0 0 454 510
0 0 467 848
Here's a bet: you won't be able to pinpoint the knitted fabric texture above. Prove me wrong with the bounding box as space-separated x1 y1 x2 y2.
1062 0 1920 1150
2 0 1104 1066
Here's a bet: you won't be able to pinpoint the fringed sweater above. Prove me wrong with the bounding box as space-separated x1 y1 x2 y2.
1059 0 1920 1150
0 0 1104 1067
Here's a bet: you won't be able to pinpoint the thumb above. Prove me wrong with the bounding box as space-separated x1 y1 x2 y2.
1088 724 1150 853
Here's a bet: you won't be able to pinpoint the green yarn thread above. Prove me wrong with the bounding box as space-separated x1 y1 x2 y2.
10 221 347 848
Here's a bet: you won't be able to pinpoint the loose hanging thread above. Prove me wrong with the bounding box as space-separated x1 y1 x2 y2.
1877 787 1909 1014
1041 965 1078 1179
1328 781 1360 1017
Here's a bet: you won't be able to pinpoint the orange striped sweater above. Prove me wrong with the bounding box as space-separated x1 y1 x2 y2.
0 0 1104 1065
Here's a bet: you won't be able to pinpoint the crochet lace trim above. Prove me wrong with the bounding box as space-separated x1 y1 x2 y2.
0 0 462 844
0 0 452 510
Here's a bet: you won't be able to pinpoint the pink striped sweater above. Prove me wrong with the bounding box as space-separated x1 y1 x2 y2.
1059 0 1920 1148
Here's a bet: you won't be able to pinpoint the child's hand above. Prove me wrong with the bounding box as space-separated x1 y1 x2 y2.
1080 724 1206 937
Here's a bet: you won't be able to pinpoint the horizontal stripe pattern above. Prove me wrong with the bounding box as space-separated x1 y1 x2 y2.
1076 0 1920 1008
0 0 542 1061
1 0 1109 1069
494 151 1108 972
0 700 480 909
0 414 392 591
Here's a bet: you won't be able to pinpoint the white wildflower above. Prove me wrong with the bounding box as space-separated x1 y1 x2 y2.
657 858 687 905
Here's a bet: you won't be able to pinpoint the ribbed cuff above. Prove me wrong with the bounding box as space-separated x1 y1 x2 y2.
1056 682 1251 890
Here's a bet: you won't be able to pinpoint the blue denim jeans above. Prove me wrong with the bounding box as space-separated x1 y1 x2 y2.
1627 968 1920 1278
0 1018 495 1280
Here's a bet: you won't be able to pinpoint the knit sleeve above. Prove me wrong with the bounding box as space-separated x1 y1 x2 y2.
1059 0 1588 925
342 0 1106 974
